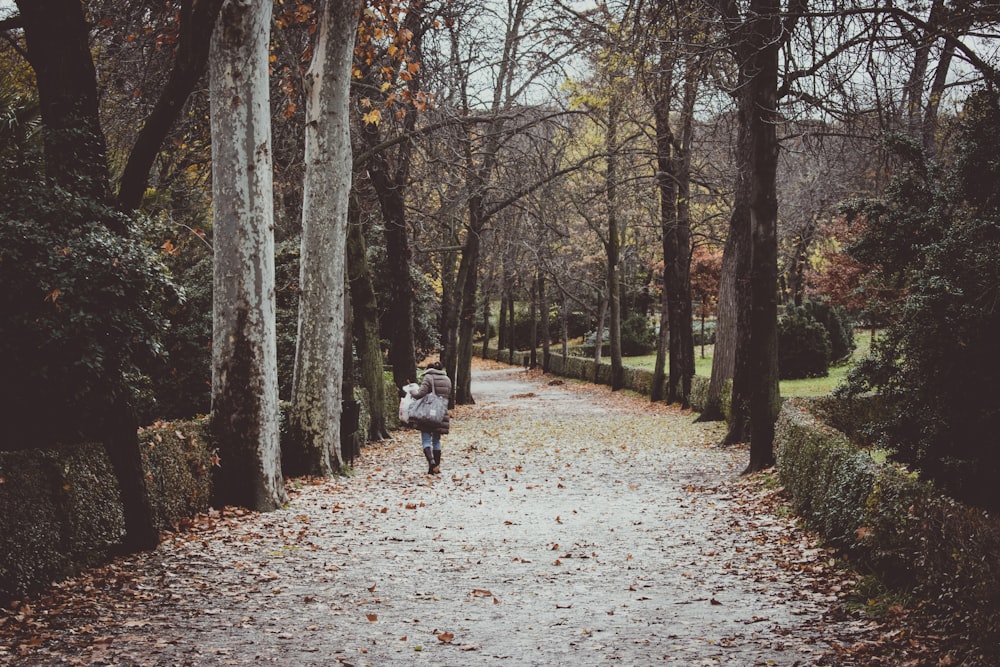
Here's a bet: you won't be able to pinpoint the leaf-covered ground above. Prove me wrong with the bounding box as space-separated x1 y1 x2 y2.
1 361 956 665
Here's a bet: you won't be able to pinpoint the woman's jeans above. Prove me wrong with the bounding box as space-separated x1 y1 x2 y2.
421 431 442 451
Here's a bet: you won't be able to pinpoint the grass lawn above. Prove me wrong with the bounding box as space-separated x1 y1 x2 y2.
622 329 876 398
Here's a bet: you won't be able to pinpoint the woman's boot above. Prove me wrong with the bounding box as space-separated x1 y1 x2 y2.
423 447 435 474
432 450 441 474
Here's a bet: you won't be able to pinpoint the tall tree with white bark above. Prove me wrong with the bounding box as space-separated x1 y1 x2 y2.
287 0 360 476
209 0 286 510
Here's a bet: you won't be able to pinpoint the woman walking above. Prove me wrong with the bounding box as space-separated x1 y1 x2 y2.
408 362 452 474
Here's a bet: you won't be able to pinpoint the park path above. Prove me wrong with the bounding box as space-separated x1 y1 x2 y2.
1 360 871 666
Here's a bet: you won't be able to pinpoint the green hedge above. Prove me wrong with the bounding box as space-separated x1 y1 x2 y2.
1 417 213 602
138 419 213 532
1 443 125 601
2 382 398 602
776 399 1000 652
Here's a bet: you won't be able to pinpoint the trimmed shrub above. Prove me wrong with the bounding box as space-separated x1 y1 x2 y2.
778 309 831 379
138 419 213 532
620 313 656 356
0 443 125 602
799 298 855 363
775 398 1000 662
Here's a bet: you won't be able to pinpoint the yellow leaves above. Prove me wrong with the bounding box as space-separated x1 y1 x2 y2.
362 108 382 126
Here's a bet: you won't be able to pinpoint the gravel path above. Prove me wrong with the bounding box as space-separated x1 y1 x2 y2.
1 361 861 666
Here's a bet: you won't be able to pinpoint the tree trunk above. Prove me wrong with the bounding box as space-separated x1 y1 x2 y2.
539 270 551 372
341 287 361 465
16 0 158 549
364 122 418 391
209 0 286 510
902 0 945 138
481 287 492 358
560 296 570 358
699 6 753 439
288 0 358 477
497 276 509 353
653 73 678 403
16 0 110 205
668 60 698 407
453 212 482 403
652 273 669 402
606 101 624 391
506 286 516 363
346 192 390 441
103 396 159 552
528 274 538 369
745 0 782 472
593 289 607 383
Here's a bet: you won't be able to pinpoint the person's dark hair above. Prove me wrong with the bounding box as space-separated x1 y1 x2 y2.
427 361 443 371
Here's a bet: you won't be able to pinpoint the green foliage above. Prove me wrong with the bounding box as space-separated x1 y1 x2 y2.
798 298 854 362
129 179 215 421
775 399 1000 658
144 254 213 420
619 313 656 356
840 89 1000 511
411 270 441 359
0 443 125 602
0 179 176 446
579 314 656 357
137 418 213 532
692 319 716 346
777 308 830 379
564 310 593 341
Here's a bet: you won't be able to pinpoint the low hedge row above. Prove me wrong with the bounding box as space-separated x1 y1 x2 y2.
0 416 211 602
0 443 125 601
2 381 387 603
776 399 1000 651
138 418 213 533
